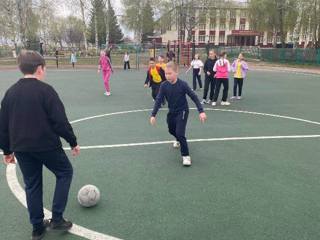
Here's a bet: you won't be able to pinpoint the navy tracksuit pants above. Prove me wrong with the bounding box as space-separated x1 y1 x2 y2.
15 148 73 230
167 110 189 156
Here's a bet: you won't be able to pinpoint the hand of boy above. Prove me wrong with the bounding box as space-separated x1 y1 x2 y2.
3 154 15 165
199 112 207 123
150 116 156 126
71 145 80 157
207 71 211 75
144 84 148 88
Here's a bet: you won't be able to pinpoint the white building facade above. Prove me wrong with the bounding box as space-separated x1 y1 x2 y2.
159 2 312 47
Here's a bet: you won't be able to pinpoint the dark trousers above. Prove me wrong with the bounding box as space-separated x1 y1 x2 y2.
213 78 229 102
151 84 161 100
15 148 73 230
72 62 75 68
192 69 202 90
233 78 244 96
167 111 189 156
124 61 130 70
203 74 216 100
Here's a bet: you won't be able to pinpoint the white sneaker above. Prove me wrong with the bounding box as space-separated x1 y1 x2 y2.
206 99 211 104
230 96 236 100
221 101 231 106
182 156 192 166
237 96 242 100
211 102 217 106
104 92 111 96
173 141 180 149
200 99 206 105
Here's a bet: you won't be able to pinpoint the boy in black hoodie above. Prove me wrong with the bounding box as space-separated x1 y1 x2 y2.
0 50 80 240
201 50 218 104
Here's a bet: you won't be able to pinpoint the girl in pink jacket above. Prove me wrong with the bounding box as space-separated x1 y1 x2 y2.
212 52 231 106
98 50 113 96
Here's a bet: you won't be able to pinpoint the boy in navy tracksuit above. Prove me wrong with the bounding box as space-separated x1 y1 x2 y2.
150 61 207 166
144 57 166 101
0 51 80 240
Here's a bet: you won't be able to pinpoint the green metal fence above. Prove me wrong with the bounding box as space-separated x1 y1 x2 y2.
259 48 320 65
0 44 319 67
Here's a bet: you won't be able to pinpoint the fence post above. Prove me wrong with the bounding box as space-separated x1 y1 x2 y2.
317 49 320 65
177 41 180 64
191 42 195 60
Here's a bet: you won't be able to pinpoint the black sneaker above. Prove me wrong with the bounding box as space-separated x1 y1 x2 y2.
32 227 46 240
32 220 50 240
49 218 73 231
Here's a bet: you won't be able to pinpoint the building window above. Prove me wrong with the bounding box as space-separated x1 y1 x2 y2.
259 34 264 44
220 23 226 30
209 35 215 42
230 10 236 19
220 10 227 18
267 35 273 43
198 35 206 43
199 23 206 30
210 17 216 29
219 34 225 43
240 24 246 30
229 22 236 30
240 10 247 18
192 35 196 42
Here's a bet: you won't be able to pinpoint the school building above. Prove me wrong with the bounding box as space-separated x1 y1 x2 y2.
156 2 312 48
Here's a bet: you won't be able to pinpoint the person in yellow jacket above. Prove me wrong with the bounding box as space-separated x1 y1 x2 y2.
144 57 166 101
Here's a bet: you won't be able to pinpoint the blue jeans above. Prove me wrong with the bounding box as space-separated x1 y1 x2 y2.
15 148 73 230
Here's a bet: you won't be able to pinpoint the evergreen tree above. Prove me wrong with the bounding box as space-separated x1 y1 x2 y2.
88 0 106 47
141 1 154 43
107 0 123 44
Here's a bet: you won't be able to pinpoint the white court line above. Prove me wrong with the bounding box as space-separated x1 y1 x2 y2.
2 135 320 155
70 108 320 126
5 108 320 240
63 135 320 150
5 164 122 240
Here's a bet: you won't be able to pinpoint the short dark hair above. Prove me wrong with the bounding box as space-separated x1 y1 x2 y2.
149 57 155 62
18 50 46 74
219 51 227 57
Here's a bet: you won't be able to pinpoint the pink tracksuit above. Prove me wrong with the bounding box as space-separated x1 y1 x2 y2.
99 55 112 92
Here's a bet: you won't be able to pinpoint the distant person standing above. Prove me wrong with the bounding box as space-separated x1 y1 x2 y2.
123 52 130 70
167 50 176 62
230 53 249 100
70 51 77 69
212 52 231 106
186 54 204 91
201 50 218 104
98 50 114 96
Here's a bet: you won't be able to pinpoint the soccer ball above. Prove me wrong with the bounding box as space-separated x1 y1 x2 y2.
77 185 101 207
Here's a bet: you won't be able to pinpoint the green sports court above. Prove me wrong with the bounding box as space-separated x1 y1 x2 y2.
1 66 320 240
